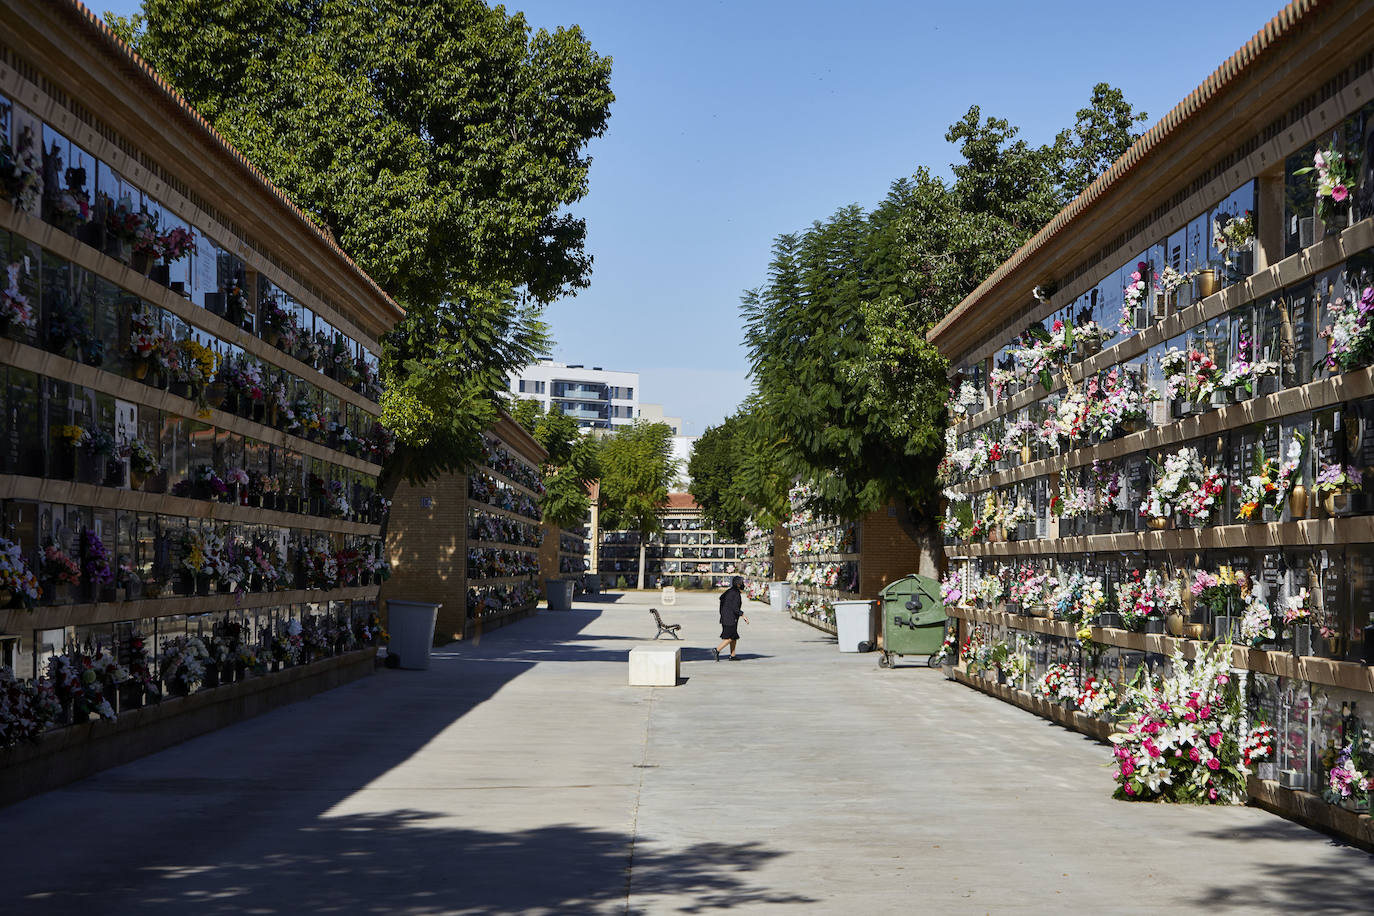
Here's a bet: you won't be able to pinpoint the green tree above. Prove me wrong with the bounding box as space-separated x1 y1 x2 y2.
598 421 676 589
741 84 1147 543
503 398 598 529
108 1 614 493
688 415 749 542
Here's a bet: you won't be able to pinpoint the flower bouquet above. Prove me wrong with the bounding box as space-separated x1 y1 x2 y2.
1160 346 1221 412
1239 595 1277 647
1140 448 1225 527
1034 662 1078 705
1090 369 1148 439
39 543 80 605
0 537 40 609
1294 142 1357 226
1315 462 1362 516
0 261 35 335
1220 332 1278 399
1214 211 1254 273
1121 261 1156 332
160 635 210 696
0 665 62 747
1109 644 1248 804
1320 285 1374 372
1077 676 1118 717
1322 742 1371 811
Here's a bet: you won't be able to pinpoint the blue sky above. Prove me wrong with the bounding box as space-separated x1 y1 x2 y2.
103 0 1276 434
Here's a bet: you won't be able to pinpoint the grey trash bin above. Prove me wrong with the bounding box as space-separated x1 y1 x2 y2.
386 600 441 670
768 581 792 609
583 573 601 594
834 599 876 652
546 578 574 611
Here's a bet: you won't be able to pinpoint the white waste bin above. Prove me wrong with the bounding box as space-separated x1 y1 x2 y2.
768 581 792 609
386 600 441 670
546 578 574 611
834 599 875 652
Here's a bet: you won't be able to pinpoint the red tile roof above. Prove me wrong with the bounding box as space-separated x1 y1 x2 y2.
666 493 698 510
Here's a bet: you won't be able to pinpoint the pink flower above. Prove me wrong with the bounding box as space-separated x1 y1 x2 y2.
1314 150 1327 169
1209 788 1218 800
1207 758 1221 771
1208 732 1223 748
1130 271 1142 282
1199 705 1212 719
1216 674 1229 685
1124 783 1135 796
1332 184 1349 203
1189 747 1201 762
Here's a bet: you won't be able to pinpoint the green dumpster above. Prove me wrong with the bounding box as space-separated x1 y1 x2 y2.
877 574 947 668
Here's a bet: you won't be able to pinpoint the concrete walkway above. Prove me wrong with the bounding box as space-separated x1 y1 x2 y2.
3 590 1370 914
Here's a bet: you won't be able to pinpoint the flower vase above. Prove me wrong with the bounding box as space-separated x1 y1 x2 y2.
1144 618 1165 635
1262 505 1278 524
1214 615 1236 642
1279 768 1307 790
1325 490 1356 516
1291 624 1313 657
1288 484 1308 519
1196 269 1217 299
131 251 153 276
1209 389 1229 409
1148 516 1170 531
1166 612 1185 637
196 575 211 597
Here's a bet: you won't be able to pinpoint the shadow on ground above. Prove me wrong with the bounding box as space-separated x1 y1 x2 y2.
19 811 814 914
1183 819 1372 910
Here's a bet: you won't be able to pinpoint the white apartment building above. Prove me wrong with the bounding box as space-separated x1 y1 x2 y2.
510 361 639 430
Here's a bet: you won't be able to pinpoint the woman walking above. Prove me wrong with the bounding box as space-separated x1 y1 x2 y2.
714 576 749 661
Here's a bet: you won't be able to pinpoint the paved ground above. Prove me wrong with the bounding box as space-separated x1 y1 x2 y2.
2 590 1370 914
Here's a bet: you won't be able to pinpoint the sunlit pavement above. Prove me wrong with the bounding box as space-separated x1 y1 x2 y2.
3 589 1370 914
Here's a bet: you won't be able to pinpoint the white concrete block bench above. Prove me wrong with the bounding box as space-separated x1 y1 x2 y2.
628 645 680 686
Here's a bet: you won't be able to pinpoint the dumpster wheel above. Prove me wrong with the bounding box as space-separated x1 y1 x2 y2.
878 652 892 669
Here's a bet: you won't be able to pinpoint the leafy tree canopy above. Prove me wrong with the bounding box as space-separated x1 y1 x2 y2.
507 398 600 528
688 415 750 542
743 83 1146 523
108 1 614 490
597 421 676 538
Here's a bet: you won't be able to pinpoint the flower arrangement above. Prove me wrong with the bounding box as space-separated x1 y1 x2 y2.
1034 662 1078 704
1314 462 1362 496
1190 568 1242 619
973 574 1003 607
1007 564 1055 609
1159 347 1220 403
1236 454 1284 521
1118 569 1178 631
160 635 210 695
1110 644 1248 803
1241 722 1275 767
41 543 80 587
1089 369 1148 439
1 124 42 214
1323 742 1370 807
1239 595 1277 646
1157 265 1195 296
0 261 34 332
1294 142 1357 224
939 572 963 607
1078 677 1118 717
1213 211 1254 263
0 537 40 608
1120 261 1154 332
47 649 127 722
989 366 1019 402
1320 286 1374 371
0 665 61 748
932 627 959 666
1220 332 1278 394
1140 448 1225 525
1281 588 1311 626
158 225 197 261
126 438 158 476
80 529 114 590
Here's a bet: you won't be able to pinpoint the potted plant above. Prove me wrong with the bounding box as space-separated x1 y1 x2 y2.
1315 462 1362 516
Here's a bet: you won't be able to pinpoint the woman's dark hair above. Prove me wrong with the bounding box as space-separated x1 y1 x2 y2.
731 576 745 590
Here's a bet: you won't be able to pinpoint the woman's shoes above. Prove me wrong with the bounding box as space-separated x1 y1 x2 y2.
713 648 720 661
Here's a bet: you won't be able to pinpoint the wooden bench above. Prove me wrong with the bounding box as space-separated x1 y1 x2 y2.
650 608 681 640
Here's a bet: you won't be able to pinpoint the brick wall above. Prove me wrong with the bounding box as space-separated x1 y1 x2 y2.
538 522 561 586
381 471 471 642
858 505 937 598
381 415 549 643
772 525 791 581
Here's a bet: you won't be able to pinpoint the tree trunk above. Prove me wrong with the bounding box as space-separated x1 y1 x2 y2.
637 540 646 591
